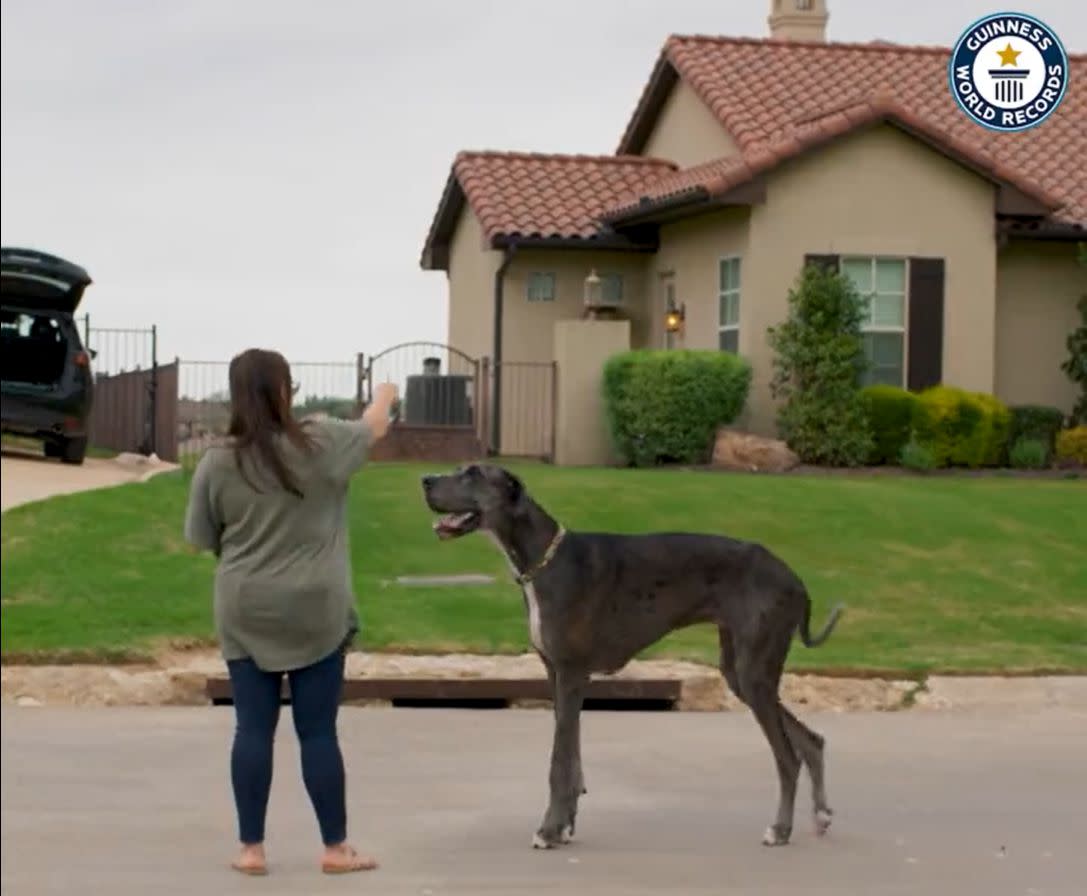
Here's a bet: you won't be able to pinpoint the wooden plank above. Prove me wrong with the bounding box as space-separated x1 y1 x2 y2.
205 676 681 705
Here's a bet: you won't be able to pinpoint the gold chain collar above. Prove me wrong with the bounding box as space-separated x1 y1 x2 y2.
513 526 566 586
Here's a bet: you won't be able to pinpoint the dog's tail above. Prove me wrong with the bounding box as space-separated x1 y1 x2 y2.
798 599 845 648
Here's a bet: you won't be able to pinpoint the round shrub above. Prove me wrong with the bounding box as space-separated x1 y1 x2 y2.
972 392 1012 467
1055 425 1087 466
859 385 918 465
911 387 1010 468
1008 436 1049 470
602 349 752 467
1008 404 1066 454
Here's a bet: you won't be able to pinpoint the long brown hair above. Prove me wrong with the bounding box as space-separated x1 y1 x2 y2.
227 348 313 497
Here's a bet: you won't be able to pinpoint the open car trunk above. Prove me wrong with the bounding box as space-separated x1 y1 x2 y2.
1 308 72 388
1 247 92 314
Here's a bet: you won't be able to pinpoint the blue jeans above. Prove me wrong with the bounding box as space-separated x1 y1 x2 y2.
226 649 347 846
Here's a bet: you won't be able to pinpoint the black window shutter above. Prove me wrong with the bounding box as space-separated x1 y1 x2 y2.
907 257 945 391
804 254 840 272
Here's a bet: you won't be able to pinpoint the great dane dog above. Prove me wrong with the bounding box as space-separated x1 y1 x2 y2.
421 464 844 850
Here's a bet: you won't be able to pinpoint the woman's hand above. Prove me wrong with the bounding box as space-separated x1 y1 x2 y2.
361 382 399 441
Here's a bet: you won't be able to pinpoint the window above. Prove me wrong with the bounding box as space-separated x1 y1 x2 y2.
526 272 556 302
841 256 907 387
600 273 623 304
718 257 741 353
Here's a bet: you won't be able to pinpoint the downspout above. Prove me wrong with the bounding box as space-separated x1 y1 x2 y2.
491 243 517 454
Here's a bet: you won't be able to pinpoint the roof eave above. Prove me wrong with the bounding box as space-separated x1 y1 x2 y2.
999 218 1087 242
419 171 466 271
604 178 768 227
616 55 680 156
490 231 659 253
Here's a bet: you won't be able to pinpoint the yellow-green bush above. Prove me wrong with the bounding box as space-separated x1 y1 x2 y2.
973 392 1012 466
911 386 1010 468
1055 425 1087 466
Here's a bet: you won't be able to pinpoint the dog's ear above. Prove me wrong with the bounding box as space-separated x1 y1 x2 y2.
506 471 524 505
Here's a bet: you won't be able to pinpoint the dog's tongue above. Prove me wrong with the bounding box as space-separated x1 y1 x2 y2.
433 513 472 540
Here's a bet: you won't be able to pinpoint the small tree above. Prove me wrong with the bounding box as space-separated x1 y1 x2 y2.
1061 243 1087 425
767 263 873 466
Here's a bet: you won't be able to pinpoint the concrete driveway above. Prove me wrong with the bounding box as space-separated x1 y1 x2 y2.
2 706 1083 896
0 448 175 511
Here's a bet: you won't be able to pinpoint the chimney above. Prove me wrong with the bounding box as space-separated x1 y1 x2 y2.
768 0 829 42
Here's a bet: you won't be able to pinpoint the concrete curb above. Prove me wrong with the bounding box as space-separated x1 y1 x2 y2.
3 652 1085 712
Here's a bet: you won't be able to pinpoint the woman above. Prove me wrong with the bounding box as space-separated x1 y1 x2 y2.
184 348 397 876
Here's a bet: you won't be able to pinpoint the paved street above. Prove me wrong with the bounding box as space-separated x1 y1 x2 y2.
2 705 1084 895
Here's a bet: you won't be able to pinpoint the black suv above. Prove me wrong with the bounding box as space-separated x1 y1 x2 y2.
1 247 95 464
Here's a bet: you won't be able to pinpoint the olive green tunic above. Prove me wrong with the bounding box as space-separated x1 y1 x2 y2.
183 419 372 672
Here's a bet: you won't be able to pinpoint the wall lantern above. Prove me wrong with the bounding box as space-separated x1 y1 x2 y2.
665 296 686 334
583 268 602 308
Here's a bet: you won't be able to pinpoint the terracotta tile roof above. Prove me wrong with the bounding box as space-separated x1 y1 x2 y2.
451 151 677 242
616 36 1087 225
605 92 1068 220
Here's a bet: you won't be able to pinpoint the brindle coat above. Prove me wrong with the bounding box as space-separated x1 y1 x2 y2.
422 464 843 849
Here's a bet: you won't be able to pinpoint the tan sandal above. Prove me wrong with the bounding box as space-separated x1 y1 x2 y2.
321 846 378 874
230 859 268 876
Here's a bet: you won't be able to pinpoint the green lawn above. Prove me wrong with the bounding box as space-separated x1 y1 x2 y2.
2 463 1085 674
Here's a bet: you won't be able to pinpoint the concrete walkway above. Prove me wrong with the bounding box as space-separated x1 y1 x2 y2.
2 705 1083 895
0 449 176 511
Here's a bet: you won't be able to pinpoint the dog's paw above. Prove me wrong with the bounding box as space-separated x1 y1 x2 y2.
532 832 555 850
761 825 792 847
560 824 575 844
814 808 833 837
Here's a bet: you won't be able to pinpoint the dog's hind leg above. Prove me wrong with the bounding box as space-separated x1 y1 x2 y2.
734 634 802 847
533 666 588 849
779 706 832 835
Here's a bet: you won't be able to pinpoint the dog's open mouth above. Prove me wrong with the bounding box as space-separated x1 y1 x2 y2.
432 511 481 540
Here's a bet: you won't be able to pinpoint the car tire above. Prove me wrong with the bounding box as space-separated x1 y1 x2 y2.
43 440 63 459
60 436 87 465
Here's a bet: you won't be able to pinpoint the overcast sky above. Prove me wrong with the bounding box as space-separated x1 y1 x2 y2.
2 0 1083 367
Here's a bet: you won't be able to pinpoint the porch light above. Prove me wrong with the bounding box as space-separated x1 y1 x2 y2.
665 297 686 334
583 268 602 307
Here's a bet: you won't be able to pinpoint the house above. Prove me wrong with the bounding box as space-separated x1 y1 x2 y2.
420 1 1086 456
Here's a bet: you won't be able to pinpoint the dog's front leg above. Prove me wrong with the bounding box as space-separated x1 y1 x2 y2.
533 667 587 849
544 658 587 801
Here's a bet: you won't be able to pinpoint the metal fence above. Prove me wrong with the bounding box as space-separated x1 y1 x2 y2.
79 315 164 457
176 358 363 463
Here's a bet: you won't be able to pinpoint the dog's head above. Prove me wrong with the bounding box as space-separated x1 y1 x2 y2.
421 464 525 540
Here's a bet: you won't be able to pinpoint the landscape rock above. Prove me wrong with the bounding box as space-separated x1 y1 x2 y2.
712 429 799 473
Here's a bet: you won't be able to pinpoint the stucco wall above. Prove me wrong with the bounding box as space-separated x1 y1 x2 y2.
647 207 750 352
553 319 631 466
741 124 998 434
446 207 499 361
995 240 1084 413
502 250 651 362
640 80 739 167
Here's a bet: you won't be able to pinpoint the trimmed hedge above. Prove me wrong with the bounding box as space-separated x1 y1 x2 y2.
1055 425 1087 466
911 386 1011 468
859 385 918 465
1008 404 1065 455
602 349 751 467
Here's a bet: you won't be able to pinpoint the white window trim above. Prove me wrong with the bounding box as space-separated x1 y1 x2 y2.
718 255 741 350
842 255 909 387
